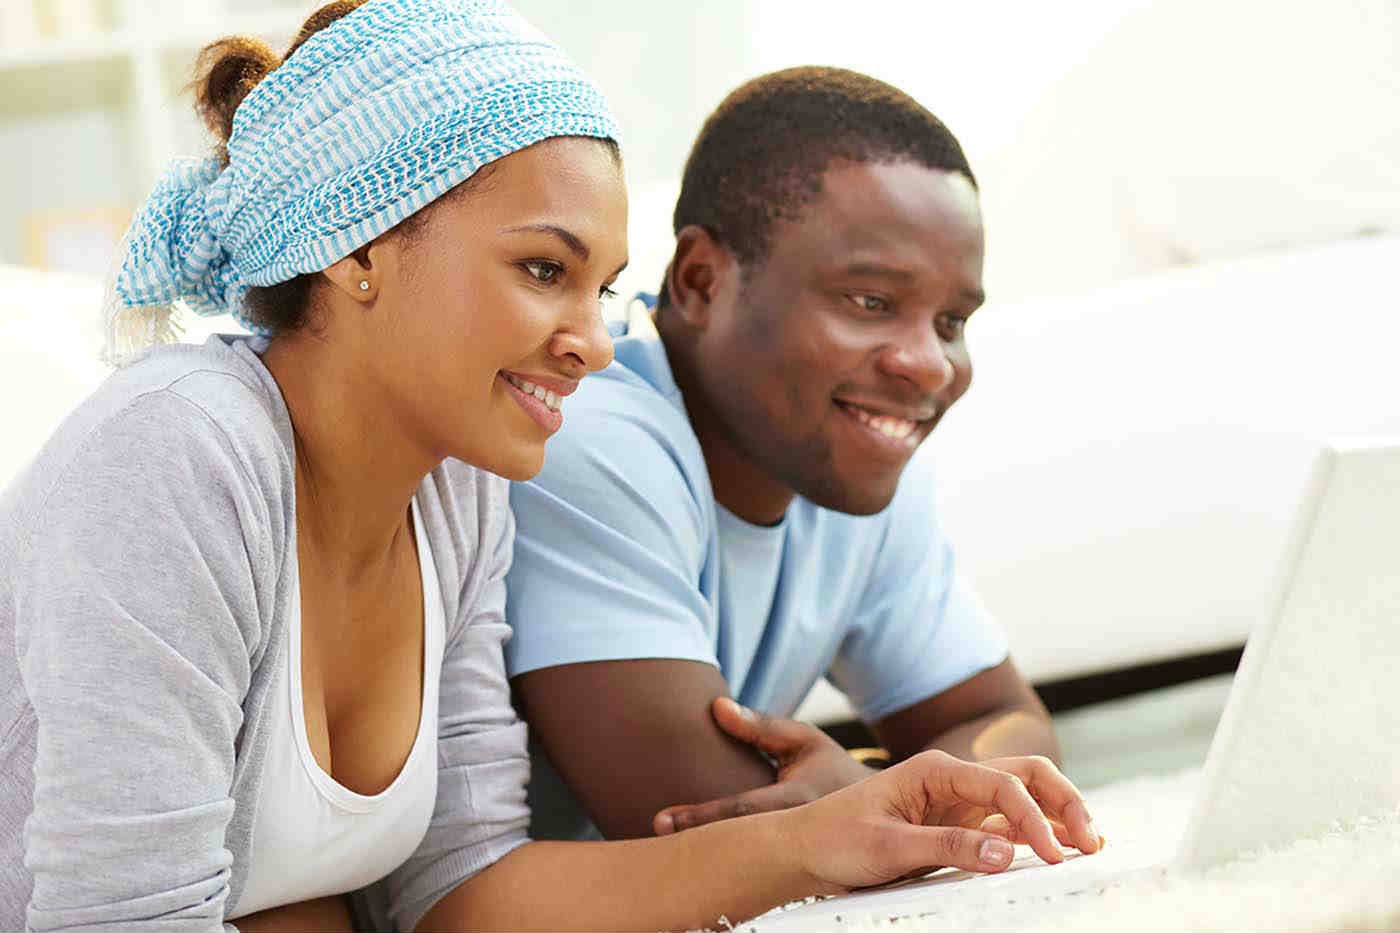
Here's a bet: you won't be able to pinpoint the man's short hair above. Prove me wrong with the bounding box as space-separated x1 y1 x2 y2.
660 66 976 305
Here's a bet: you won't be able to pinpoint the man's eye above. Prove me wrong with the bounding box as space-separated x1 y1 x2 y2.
850 294 889 313
522 260 563 284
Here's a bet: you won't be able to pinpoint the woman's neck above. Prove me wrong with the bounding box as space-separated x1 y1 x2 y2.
261 332 437 578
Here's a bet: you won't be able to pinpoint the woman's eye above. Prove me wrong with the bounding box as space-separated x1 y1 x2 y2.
522 260 563 285
599 285 618 300
849 294 890 313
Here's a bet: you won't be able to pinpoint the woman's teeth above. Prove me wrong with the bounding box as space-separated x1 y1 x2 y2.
504 373 560 412
850 405 917 439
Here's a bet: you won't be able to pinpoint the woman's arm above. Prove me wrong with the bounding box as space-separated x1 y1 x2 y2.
12 396 267 931
419 750 1100 933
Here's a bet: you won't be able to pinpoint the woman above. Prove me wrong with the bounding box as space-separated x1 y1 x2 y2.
0 1 1098 930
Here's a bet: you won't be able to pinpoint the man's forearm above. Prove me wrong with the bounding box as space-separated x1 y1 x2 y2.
922 704 1062 766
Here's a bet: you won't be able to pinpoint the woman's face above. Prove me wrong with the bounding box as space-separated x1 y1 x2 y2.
362 136 628 480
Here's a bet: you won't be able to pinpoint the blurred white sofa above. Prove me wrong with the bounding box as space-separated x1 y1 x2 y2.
932 233 1400 679
0 265 107 492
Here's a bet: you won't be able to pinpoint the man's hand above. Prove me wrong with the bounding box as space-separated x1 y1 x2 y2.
653 698 876 834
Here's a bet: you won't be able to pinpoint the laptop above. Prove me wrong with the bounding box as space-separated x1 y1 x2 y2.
745 438 1400 932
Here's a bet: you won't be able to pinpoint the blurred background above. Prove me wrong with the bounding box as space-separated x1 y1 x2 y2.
3 0 1398 785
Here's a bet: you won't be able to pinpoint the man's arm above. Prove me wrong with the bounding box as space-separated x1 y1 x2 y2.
650 659 1058 834
513 658 777 839
874 657 1061 765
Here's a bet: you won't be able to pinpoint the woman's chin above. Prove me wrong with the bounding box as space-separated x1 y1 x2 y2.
470 446 546 482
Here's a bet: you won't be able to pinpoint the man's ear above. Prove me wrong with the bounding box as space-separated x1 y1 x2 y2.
664 225 735 329
322 241 383 303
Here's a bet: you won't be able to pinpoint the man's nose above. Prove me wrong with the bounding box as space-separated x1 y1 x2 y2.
879 328 956 394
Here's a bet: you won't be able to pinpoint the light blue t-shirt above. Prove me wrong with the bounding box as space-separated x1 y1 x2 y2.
506 326 1008 839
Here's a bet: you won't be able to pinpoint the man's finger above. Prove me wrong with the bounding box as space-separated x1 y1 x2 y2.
653 781 812 835
710 697 817 759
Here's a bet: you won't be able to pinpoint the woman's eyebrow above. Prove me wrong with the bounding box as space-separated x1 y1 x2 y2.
499 223 589 260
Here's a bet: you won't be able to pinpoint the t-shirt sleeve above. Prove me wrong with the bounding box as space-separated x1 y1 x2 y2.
827 463 1009 723
11 393 266 933
362 489 530 933
503 391 716 677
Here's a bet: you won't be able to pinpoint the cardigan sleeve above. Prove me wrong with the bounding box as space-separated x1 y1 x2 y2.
11 391 267 933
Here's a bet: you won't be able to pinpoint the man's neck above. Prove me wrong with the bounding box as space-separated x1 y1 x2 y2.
659 327 793 526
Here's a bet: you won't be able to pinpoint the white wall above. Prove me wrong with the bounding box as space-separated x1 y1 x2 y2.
6 0 1397 302
751 0 1400 302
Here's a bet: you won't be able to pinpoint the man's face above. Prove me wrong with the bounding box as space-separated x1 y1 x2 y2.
695 160 984 515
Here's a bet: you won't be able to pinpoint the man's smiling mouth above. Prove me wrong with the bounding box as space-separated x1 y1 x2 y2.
833 400 936 446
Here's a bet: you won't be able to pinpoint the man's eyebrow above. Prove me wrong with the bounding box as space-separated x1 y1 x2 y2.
499 223 590 261
841 261 913 282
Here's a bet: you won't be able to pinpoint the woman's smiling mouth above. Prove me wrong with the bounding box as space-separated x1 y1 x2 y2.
501 371 577 433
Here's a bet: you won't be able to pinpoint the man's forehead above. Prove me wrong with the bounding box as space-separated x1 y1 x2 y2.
764 160 983 269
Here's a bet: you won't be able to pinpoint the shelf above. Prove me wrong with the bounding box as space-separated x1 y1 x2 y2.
0 7 307 74
0 1 314 270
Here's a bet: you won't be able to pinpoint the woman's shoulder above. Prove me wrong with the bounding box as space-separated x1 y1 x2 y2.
1 336 294 557
92 335 288 455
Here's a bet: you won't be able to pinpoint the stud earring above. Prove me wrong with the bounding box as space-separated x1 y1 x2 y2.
359 280 370 291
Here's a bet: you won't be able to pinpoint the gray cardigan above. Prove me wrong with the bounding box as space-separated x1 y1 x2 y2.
0 336 531 932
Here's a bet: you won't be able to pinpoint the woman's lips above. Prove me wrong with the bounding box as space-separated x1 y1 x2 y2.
500 373 564 433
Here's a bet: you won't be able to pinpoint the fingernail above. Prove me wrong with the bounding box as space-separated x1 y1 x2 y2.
979 838 1014 869
655 813 674 835
735 703 756 721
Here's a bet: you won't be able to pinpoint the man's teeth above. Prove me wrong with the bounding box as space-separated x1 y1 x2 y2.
504 374 560 411
850 406 916 439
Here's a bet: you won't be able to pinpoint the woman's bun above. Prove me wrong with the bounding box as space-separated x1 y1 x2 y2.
192 2 367 166
193 38 279 163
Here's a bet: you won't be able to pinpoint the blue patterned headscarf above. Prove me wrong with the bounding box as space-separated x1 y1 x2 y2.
103 0 618 362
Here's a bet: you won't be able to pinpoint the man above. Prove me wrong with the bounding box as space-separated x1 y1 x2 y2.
505 66 1059 842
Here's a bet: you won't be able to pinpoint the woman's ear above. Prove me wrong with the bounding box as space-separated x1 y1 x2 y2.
322 242 381 302
664 225 735 330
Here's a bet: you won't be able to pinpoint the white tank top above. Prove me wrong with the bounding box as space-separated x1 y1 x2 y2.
233 497 444 918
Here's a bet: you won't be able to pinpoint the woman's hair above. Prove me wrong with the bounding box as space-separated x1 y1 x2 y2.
193 1 372 334
191 0 620 336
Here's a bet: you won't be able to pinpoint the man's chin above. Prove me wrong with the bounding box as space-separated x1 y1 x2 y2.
796 472 901 516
